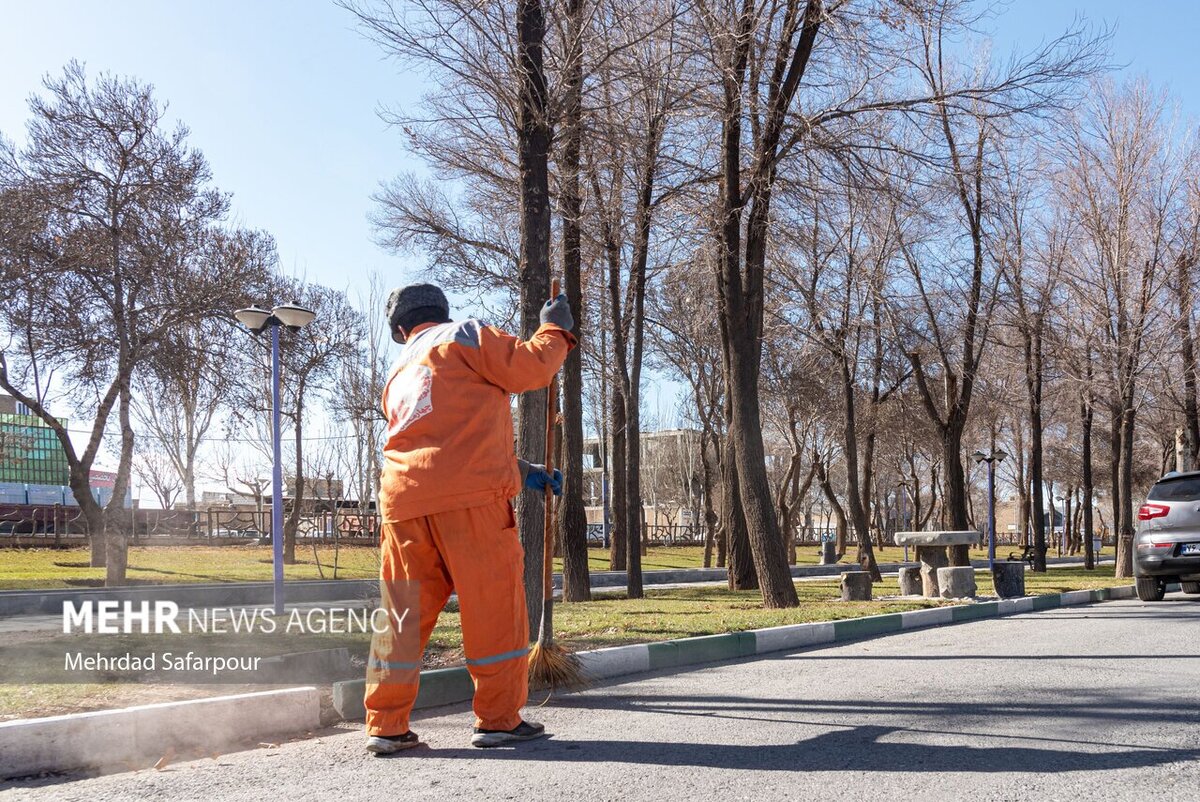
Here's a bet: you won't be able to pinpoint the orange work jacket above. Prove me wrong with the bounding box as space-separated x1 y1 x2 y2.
378 319 575 523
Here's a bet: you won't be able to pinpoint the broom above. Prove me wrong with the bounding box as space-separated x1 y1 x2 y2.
527 279 588 691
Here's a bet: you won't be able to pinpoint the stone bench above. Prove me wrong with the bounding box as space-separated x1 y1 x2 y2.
894 530 981 598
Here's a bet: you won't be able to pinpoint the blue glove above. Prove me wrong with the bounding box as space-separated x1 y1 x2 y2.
524 465 563 496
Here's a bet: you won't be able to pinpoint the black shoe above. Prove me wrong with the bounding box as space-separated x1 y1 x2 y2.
470 720 546 748
366 731 420 754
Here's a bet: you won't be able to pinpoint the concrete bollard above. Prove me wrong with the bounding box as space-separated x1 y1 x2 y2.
898 565 922 596
841 571 873 601
992 561 1026 598
937 566 977 599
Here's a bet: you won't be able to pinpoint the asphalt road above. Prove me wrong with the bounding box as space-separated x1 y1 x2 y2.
5 593 1199 801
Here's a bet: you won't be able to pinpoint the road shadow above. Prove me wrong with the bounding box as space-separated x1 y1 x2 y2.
415 724 1195 774
551 688 1200 730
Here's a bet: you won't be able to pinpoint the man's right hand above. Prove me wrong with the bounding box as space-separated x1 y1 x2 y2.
539 294 574 332
524 464 563 496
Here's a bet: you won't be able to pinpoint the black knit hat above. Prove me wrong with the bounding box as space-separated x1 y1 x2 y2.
386 283 450 342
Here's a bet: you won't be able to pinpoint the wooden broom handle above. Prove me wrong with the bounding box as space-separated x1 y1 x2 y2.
541 279 561 597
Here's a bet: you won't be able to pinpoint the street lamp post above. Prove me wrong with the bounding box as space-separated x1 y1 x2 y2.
234 303 317 615
1055 494 1069 556
972 449 1008 574
896 480 910 562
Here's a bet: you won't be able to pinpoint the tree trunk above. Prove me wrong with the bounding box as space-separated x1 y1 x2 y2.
722 436 756 590
68 467 106 564
840 358 882 581
1082 380 1096 571
284 412 303 565
557 0 590 603
1024 323 1049 571
625 402 644 598
1109 403 1120 546
104 377 137 585
514 0 553 636
1115 401 1136 577
608 387 627 572
941 426 971 566
700 433 718 569
724 301 797 607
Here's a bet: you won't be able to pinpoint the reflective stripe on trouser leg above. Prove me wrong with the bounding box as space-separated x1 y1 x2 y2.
430 500 529 731
364 518 452 737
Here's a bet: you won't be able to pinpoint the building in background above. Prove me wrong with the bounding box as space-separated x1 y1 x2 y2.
0 393 70 487
583 428 706 531
0 393 130 508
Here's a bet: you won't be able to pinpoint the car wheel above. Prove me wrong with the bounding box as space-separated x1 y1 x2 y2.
1135 577 1167 602
1181 581 1200 595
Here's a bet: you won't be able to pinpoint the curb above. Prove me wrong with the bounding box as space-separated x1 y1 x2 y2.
331 584 1137 720
0 686 321 779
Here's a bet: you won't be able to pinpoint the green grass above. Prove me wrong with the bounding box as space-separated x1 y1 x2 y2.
0 545 381 589
0 542 1117 590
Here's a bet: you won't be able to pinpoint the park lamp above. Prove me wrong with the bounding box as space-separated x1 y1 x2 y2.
972 449 1008 465
973 449 1007 572
231 301 317 616
234 303 316 333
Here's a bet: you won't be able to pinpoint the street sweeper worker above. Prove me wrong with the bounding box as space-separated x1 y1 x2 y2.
364 282 575 754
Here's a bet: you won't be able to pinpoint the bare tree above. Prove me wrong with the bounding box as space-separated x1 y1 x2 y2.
0 63 270 584
1062 79 1193 577
133 448 183 511
134 232 274 520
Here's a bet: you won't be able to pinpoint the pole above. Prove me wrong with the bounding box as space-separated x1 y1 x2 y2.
987 460 996 574
271 322 285 616
601 472 611 549
899 487 909 563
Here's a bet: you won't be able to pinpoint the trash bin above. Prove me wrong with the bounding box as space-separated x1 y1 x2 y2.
1092 537 1102 554
820 540 837 565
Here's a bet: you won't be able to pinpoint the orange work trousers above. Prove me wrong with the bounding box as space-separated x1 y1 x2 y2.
364 499 529 736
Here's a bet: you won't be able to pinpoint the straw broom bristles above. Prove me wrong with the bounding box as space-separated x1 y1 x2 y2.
528 640 587 691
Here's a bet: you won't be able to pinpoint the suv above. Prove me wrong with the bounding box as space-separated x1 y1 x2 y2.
1135 471 1200 601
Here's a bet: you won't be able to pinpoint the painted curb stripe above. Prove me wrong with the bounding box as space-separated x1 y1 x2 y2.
1031 594 1062 610
647 632 756 670
832 613 902 641
415 667 474 707
951 601 998 621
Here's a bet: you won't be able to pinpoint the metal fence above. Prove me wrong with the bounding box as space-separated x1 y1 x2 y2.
0 503 381 544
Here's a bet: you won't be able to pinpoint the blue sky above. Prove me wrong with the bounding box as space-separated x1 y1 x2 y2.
2 0 1197 312
0 0 422 303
